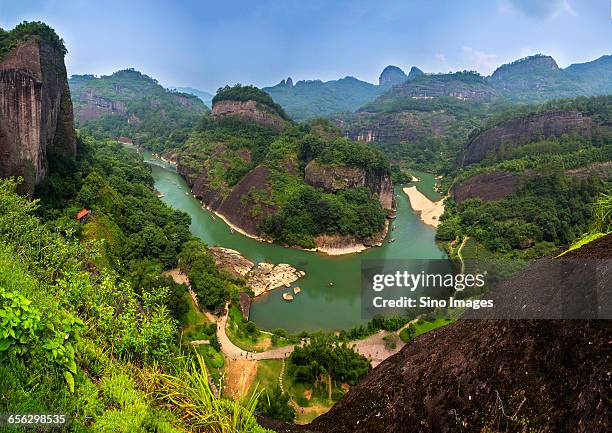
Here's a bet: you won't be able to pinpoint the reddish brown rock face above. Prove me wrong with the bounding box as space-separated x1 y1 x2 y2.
211 99 285 130
452 170 521 203
303 160 395 211
0 40 76 193
460 110 593 166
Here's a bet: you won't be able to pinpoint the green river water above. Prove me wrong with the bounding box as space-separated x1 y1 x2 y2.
143 151 446 332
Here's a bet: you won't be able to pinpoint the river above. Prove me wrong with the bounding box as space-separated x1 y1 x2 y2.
143 151 447 333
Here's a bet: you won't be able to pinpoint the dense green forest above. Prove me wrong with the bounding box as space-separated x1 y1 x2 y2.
439 174 608 254
0 138 273 431
69 70 207 152
439 95 612 257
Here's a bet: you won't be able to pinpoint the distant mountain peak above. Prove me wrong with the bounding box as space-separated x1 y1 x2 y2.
408 66 425 79
379 65 408 87
491 54 559 80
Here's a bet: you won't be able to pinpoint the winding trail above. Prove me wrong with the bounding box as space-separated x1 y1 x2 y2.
457 235 470 274
167 270 410 367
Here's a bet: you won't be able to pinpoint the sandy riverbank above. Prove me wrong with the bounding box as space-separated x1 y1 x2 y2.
202 204 273 244
316 243 367 255
202 203 383 256
403 186 445 228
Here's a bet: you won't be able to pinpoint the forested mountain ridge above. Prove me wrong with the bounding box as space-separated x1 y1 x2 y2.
69 69 208 151
263 75 385 121
438 95 612 255
173 85 395 251
488 54 587 101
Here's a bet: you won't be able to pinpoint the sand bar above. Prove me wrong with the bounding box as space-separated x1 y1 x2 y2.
403 186 445 228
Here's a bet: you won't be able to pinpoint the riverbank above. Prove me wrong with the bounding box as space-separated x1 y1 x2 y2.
403 186 445 228
202 197 388 256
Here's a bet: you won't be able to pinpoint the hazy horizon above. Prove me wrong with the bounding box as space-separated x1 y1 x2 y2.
2 0 611 92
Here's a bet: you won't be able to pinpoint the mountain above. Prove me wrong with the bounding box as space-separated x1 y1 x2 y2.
170 85 214 107
371 71 500 105
0 22 76 194
69 69 207 151
334 72 499 173
378 65 408 87
173 85 395 252
565 55 612 95
378 65 424 88
488 54 585 102
264 76 384 121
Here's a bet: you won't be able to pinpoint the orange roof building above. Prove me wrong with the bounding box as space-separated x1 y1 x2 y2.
76 208 91 221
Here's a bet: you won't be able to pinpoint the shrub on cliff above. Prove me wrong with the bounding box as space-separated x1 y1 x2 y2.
213 84 290 120
0 21 67 59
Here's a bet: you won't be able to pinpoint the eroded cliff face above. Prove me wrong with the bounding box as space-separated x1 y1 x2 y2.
0 40 76 192
212 100 285 130
304 160 395 210
452 170 521 203
460 110 593 166
178 158 275 238
76 91 126 122
338 111 453 144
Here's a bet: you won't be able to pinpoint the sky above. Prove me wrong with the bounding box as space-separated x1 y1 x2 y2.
1 0 611 92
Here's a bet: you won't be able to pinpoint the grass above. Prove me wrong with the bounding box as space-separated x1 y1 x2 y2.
180 292 211 342
226 306 292 352
558 231 608 257
156 353 272 433
250 360 282 396
399 317 454 343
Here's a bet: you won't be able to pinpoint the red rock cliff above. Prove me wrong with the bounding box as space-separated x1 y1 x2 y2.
0 40 76 192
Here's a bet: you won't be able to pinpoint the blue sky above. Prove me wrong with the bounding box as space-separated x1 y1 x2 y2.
1 0 611 91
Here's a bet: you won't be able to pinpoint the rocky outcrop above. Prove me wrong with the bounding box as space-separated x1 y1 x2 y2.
208 247 254 278
407 66 424 80
490 55 560 89
75 91 126 122
339 111 453 144
460 110 593 166
375 72 499 102
0 40 76 193
452 170 521 203
379 65 408 87
179 160 276 238
212 100 285 130
208 246 305 297
489 55 585 100
304 160 395 210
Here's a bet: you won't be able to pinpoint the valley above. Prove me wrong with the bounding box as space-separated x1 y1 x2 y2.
142 149 445 332
0 13 610 433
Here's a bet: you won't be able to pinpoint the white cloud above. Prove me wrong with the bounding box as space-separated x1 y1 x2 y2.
435 53 446 62
499 0 576 19
461 46 499 75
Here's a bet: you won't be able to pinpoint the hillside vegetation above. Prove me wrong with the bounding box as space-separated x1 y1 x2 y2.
264 77 384 121
0 136 270 431
177 87 392 248
439 95 612 257
70 69 207 151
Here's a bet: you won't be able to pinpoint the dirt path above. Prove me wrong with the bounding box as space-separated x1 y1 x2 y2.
457 235 469 274
223 358 258 399
166 270 409 367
